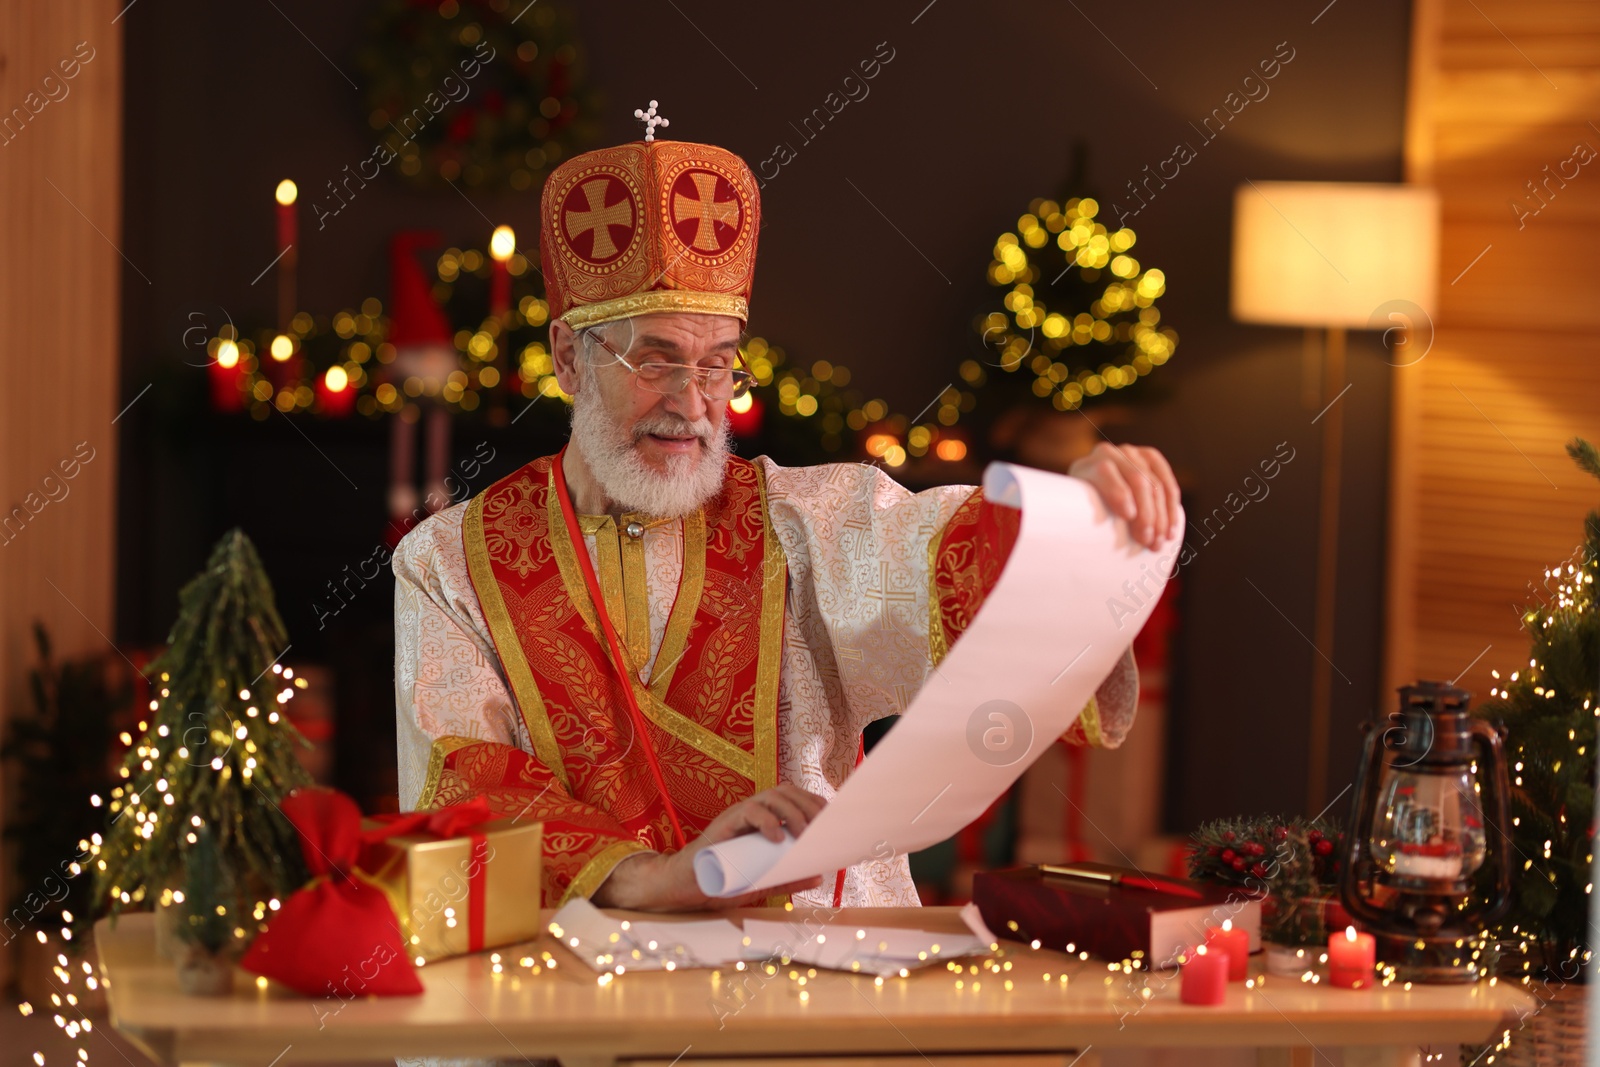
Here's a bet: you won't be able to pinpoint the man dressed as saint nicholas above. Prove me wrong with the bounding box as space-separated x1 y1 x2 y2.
393 134 1182 912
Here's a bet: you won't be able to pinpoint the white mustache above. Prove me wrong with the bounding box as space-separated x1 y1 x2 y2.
632 416 713 442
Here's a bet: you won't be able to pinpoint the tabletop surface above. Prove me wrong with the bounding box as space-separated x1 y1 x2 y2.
96 906 1535 1064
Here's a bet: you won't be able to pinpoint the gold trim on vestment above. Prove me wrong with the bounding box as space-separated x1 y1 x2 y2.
639 687 757 780
558 291 749 330
463 493 571 791
927 518 948 668
590 517 632 672
547 471 609 664
417 735 483 808
619 524 651 671
562 840 653 905
1077 695 1104 748
752 461 784 795
547 475 609 663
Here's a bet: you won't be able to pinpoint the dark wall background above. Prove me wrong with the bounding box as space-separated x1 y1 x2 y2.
116 0 1412 824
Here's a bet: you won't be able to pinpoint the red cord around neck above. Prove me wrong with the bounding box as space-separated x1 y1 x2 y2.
552 448 688 850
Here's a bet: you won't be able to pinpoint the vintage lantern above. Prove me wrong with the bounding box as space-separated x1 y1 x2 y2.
1339 680 1514 983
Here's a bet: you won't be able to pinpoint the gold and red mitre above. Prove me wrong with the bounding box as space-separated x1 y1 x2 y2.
539 139 760 329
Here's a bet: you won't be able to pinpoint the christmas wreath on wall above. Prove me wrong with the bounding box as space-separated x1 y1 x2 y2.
354 0 600 191
969 195 1178 413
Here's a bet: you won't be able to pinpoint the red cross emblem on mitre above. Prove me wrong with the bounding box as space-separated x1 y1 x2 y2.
539 139 760 329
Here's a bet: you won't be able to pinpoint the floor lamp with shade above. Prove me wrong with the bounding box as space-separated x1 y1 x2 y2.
1230 181 1439 813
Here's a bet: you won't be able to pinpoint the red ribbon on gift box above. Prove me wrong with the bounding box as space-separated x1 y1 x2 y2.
240 789 495 997
363 797 493 953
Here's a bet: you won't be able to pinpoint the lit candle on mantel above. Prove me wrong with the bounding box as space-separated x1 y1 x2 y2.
274 179 299 332
1179 944 1228 1006
489 225 515 321
267 332 299 391
318 364 355 417
727 391 763 437
209 338 244 412
1204 919 1251 982
1327 925 1377 989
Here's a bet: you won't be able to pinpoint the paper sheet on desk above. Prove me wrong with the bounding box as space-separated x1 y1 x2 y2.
550 899 1000 976
694 461 1181 898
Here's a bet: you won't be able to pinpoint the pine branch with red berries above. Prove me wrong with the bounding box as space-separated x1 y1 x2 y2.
1187 814 1345 946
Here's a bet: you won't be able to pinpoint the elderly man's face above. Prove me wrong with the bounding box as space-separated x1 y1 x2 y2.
574 312 738 470
555 311 741 516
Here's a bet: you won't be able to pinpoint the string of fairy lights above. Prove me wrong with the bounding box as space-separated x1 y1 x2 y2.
21 550 1583 1055
17 662 309 1065
202 187 1179 472
203 255 982 467
1487 554 1597 918
19 892 1507 1067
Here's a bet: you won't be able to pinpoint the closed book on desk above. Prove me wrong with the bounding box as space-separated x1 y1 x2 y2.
972 866 1261 969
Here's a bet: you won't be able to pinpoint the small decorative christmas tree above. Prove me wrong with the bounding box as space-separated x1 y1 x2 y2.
1473 438 1599 982
94 529 310 922
172 824 238 994
176 824 234 950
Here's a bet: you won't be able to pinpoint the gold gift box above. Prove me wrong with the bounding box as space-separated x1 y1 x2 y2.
359 817 543 962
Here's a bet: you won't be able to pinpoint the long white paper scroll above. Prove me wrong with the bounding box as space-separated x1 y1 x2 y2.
694 461 1182 897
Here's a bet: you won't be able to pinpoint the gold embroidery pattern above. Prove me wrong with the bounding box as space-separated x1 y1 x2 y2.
620 525 651 670
471 454 783 851
559 291 748 330
479 474 551 579
589 518 633 672
463 493 570 790
928 487 986 666
545 470 606 655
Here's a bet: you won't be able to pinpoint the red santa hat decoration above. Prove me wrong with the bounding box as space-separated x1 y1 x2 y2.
383 232 460 545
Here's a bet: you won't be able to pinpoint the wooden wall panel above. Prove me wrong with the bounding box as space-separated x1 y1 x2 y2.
0 1 124 983
1389 0 1600 704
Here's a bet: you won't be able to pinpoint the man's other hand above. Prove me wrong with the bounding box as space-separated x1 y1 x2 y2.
1068 441 1182 549
590 783 828 912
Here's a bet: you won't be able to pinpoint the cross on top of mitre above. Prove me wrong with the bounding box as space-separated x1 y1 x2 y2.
634 100 670 142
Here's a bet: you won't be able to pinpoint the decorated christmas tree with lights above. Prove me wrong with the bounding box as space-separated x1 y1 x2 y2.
1473 437 1599 981
94 529 310 922
970 191 1178 416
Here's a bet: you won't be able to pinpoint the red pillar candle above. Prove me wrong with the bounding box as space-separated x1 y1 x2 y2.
1204 920 1251 982
489 225 515 321
1179 944 1229 1006
274 180 299 333
209 339 245 412
266 332 300 393
275 179 298 251
317 365 355 417
727 392 764 437
1327 925 1377 989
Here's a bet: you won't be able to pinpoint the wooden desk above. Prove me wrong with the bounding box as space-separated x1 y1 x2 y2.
96 907 1532 1067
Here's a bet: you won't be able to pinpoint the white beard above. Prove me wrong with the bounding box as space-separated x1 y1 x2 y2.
567 360 733 519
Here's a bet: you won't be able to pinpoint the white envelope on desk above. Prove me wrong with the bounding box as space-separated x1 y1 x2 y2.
695 462 1181 897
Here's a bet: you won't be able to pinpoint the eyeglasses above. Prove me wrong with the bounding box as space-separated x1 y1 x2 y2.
586 329 756 402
